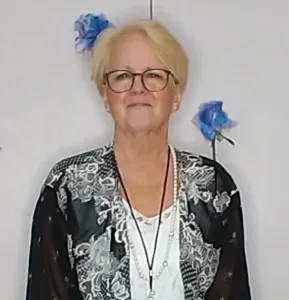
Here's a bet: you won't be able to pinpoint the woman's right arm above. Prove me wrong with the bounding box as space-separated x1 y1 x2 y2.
25 184 82 300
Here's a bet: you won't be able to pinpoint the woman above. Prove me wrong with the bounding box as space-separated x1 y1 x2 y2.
25 16 251 300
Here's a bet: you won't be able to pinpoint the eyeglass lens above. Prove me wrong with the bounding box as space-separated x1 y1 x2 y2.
107 69 169 92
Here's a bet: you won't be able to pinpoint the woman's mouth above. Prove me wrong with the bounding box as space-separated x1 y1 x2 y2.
127 103 152 107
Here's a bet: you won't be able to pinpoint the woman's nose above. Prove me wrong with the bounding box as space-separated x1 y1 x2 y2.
131 75 145 93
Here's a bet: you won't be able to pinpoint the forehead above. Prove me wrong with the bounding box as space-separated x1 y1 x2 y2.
108 32 164 71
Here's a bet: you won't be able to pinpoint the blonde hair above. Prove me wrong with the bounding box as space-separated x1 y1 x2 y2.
90 19 189 96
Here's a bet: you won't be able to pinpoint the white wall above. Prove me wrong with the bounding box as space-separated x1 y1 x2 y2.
0 0 288 299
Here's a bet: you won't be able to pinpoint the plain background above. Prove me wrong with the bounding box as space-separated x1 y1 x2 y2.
0 0 288 299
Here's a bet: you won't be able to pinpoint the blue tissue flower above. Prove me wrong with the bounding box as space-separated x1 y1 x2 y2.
193 100 237 142
74 13 113 52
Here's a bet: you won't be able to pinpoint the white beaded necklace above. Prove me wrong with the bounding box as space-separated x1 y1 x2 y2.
121 145 178 299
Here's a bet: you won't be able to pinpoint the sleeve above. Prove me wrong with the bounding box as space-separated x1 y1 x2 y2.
206 168 252 300
25 184 83 300
229 192 252 300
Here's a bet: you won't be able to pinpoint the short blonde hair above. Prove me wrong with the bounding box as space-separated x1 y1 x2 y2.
90 19 189 96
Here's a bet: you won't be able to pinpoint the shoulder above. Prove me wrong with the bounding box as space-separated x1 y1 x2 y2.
176 148 241 245
176 148 237 192
43 143 113 189
176 148 239 217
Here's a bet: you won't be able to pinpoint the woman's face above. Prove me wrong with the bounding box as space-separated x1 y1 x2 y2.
103 33 181 134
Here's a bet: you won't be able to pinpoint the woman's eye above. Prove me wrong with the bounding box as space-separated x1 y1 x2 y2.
116 72 130 80
146 72 159 78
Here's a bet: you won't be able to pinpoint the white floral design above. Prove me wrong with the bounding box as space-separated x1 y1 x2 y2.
180 155 215 205
110 270 130 300
67 162 100 202
44 165 63 189
112 192 130 247
74 229 130 299
178 153 222 299
213 191 231 213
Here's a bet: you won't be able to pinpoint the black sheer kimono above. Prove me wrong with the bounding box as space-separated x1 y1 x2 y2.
25 144 251 300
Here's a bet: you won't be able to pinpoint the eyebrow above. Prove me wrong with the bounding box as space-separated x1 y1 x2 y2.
109 66 164 72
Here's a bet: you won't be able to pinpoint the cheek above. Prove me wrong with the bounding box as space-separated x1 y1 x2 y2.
105 89 125 109
155 87 176 111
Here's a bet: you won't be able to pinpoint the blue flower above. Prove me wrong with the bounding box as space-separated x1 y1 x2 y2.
193 100 237 142
74 13 113 52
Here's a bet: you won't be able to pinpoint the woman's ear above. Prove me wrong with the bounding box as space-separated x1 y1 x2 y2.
102 84 108 105
102 87 112 113
173 85 182 112
103 94 110 112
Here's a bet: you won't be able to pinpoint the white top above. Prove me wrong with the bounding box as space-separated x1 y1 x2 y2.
124 201 185 300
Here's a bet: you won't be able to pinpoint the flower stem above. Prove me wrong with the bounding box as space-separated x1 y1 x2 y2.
211 138 218 197
212 138 216 161
217 132 235 146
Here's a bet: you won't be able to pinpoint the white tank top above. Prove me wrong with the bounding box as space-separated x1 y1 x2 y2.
124 201 185 300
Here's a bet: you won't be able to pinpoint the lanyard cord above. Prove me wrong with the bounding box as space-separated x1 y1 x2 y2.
115 146 171 292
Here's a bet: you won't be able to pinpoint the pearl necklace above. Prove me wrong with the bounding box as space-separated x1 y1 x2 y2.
125 145 178 299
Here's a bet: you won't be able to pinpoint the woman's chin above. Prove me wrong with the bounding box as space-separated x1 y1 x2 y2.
126 119 155 133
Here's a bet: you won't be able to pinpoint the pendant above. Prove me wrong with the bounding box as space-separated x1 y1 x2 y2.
147 289 155 299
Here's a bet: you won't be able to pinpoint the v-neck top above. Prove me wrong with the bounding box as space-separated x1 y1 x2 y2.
123 200 185 300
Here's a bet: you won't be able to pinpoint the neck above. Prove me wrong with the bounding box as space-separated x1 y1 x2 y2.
113 126 169 164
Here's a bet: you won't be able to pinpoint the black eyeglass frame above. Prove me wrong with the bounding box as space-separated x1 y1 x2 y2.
103 68 177 93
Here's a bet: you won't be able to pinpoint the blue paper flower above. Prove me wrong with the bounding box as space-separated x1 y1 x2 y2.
193 100 237 142
74 13 113 52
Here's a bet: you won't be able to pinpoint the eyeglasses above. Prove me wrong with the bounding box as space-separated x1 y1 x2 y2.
104 69 175 93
